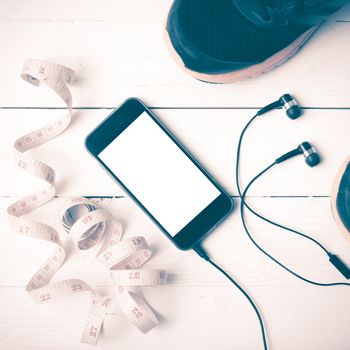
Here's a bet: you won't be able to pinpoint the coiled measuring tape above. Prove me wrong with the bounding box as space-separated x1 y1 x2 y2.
6 59 167 345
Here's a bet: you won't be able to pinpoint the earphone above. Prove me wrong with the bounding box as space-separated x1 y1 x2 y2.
256 93 302 119
194 94 350 350
275 141 320 167
236 94 350 281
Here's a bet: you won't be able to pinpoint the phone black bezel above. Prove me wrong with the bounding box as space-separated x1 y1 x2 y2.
85 97 233 250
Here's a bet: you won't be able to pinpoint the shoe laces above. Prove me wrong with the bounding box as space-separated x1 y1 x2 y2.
264 0 304 14
262 0 335 24
265 0 334 15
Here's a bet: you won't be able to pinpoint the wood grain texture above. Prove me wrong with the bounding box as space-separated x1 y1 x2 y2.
1 197 350 286
1 285 349 350
1 1 350 349
1 197 350 349
1 109 349 196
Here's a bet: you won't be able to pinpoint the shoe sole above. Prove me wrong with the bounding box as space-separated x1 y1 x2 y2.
331 156 350 243
164 23 321 83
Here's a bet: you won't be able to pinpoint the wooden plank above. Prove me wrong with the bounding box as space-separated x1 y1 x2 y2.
0 284 349 350
0 9 349 107
1 196 349 286
0 2 349 348
0 0 172 21
1 109 349 197
1 195 350 348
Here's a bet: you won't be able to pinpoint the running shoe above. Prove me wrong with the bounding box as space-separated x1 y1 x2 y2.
165 0 350 83
331 157 350 242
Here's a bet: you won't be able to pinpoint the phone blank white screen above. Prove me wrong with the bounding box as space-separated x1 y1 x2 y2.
98 112 221 236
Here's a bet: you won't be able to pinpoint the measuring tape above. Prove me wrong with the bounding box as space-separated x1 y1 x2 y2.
6 59 167 345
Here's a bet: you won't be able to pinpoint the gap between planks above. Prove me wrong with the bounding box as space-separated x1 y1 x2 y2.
1 106 350 110
0 195 331 199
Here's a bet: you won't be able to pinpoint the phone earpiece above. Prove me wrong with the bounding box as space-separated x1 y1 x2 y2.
275 141 321 167
257 93 302 119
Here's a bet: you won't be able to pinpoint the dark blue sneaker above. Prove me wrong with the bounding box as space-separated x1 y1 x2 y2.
332 157 350 241
165 0 350 83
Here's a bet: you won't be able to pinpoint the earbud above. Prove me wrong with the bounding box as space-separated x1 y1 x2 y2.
257 93 302 119
280 94 302 120
276 142 321 167
298 142 321 167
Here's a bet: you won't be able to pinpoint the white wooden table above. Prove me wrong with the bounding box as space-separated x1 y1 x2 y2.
1 1 350 349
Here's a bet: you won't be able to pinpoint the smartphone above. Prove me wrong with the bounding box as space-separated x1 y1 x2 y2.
85 98 233 250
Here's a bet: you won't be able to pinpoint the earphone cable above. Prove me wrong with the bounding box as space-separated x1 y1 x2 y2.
193 245 268 350
235 113 259 198
240 162 350 287
235 114 331 257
